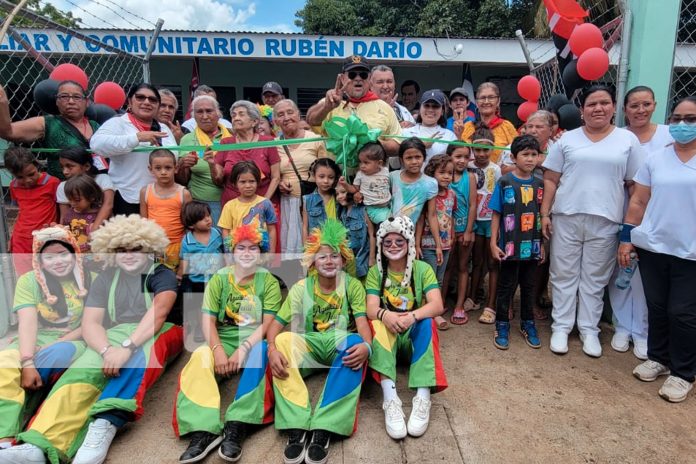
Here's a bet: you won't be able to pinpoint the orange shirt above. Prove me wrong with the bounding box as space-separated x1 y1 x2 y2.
144 183 185 244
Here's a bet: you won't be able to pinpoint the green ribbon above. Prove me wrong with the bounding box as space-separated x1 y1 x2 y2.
323 113 382 173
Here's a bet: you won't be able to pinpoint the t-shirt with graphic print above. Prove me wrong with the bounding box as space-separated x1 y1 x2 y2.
365 260 439 312
218 195 277 231
275 274 366 333
468 161 501 222
489 173 544 261
421 188 457 250
13 272 86 329
202 266 281 327
389 171 438 225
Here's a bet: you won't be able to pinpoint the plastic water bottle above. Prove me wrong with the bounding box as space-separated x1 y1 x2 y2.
615 252 638 290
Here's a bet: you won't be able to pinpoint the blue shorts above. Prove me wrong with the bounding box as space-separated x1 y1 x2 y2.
474 220 492 238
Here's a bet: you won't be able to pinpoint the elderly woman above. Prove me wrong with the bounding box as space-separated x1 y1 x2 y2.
90 83 176 215
401 90 457 169
157 88 184 143
460 82 518 164
540 85 646 359
211 101 280 209
0 81 99 180
176 95 227 224
274 99 329 255
608 86 674 360
501 110 554 176
621 96 696 403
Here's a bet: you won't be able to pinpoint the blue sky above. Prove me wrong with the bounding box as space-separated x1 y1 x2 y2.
248 0 304 32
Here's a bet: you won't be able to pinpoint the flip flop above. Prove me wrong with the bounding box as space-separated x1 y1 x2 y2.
464 298 480 312
435 315 450 330
450 308 469 325
534 307 549 321
478 307 496 324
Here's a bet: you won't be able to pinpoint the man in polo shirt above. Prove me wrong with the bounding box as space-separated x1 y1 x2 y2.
370 64 415 129
306 55 401 157
261 81 285 107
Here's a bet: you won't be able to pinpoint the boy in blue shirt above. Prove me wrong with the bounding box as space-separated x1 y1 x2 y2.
489 135 546 350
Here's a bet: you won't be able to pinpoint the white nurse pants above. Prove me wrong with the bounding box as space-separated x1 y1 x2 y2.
608 266 649 343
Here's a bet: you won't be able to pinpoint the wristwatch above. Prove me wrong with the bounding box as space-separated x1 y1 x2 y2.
121 338 138 352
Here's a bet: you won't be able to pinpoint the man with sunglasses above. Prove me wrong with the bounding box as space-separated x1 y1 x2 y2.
306 55 401 157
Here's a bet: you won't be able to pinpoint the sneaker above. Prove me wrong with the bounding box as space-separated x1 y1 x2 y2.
494 321 510 350
633 339 648 360
407 395 431 437
305 430 331 464
283 429 308 464
549 331 568 355
382 398 407 439
218 421 246 462
520 320 541 349
0 443 46 464
579 333 602 358
179 431 222 463
72 418 117 464
633 360 670 382
659 376 694 403
611 332 631 353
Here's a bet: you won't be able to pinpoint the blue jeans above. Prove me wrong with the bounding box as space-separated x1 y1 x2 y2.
421 248 451 288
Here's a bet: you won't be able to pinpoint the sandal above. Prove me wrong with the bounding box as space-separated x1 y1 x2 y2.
450 308 469 325
479 307 496 324
533 307 549 321
464 298 480 312
435 315 450 331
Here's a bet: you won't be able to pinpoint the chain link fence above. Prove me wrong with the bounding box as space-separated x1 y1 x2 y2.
671 0 696 106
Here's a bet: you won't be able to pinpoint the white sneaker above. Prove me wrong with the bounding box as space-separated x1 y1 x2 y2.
610 332 630 352
0 444 46 464
633 339 648 360
407 396 431 437
579 333 602 358
72 418 118 464
549 331 568 354
382 398 407 440
659 376 694 403
633 360 670 382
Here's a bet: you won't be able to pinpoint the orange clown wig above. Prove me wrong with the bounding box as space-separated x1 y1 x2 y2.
301 219 354 268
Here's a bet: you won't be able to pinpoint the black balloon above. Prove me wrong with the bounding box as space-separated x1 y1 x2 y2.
33 79 59 115
562 60 588 95
558 103 582 131
546 94 572 113
85 103 117 125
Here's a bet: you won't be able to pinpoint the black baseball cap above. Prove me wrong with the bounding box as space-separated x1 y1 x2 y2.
342 55 370 72
262 81 283 95
420 89 446 106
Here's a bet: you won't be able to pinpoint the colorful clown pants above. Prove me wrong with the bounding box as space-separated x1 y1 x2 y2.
17 322 183 464
0 330 85 439
273 330 366 437
173 326 274 437
370 317 447 392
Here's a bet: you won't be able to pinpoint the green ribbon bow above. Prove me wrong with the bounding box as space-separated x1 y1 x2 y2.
323 114 382 173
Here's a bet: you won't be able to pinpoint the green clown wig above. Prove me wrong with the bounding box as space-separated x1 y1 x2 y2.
302 219 354 268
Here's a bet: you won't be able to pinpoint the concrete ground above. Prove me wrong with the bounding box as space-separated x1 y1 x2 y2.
107 315 696 464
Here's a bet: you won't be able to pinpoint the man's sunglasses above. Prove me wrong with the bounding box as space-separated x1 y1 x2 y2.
347 71 369 80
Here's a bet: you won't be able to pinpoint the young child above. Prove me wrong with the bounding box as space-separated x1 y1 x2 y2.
390 137 439 229
467 124 502 324
336 183 375 280
489 134 545 349
5 147 60 275
56 147 114 231
219 160 277 252
338 142 391 225
178 201 224 344
302 157 341 242
61 174 104 253
444 144 477 325
140 149 192 269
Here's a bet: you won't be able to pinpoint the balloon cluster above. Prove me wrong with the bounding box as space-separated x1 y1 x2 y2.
547 94 582 131
33 63 127 124
516 75 541 122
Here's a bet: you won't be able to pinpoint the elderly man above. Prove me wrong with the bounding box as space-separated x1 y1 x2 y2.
306 55 401 156
261 81 285 107
158 88 184 143
371 65 415 129
182 85 233 132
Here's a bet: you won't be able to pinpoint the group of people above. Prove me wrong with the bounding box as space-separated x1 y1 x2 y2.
0 52 694 464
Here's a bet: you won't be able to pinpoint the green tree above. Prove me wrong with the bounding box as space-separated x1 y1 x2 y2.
415 0 476 37
10 0 81 28
295 0 361 35
474 0 513 37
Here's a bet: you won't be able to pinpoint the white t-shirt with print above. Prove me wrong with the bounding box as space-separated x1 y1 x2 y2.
354 167 391 206
402 124 457 170
56 173 114 204
468 161 501 221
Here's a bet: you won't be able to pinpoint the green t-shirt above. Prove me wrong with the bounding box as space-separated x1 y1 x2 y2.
43 115 100 180
275 274 366 333
365 260 439 312
202 266 281 327
13 272 85 329
179 132 224 202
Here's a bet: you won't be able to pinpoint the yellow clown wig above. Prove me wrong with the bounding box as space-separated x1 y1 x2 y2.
90 214 169 255
301 219 354 268
227 222 270 252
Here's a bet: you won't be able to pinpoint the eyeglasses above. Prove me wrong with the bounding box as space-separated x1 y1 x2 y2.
56 94 85 102
347 71 369 80
133 94 159 104
669 115 696 124
476 96 499 102
383 239 406 248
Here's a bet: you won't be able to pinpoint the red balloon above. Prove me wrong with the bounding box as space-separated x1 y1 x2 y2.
49 63 88 91
577 47 610 81
569 23 604 57
517 75 541 102
517 101 538 122
94 82 126 110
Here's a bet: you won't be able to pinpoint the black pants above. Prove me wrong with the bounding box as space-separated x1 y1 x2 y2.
495 260 538 322
113 190 140 216
180 277 206 340
638 248 696 382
